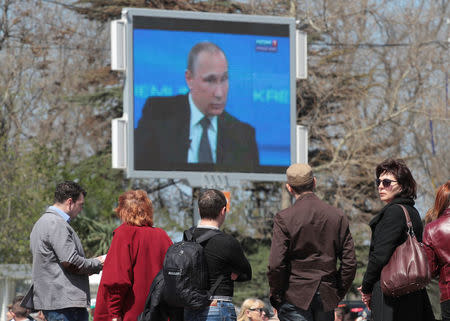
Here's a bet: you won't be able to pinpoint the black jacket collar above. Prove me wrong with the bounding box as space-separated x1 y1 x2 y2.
369 197 415 228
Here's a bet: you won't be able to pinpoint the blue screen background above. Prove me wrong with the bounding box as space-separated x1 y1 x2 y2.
133 29 291 166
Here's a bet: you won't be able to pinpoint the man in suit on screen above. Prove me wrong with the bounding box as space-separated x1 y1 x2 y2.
134 41 259 172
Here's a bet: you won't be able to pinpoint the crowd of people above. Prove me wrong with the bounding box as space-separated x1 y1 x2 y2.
5 159 449 321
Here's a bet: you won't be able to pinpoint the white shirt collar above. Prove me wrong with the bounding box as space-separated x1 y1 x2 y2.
196 223 220 230
188 93 218 131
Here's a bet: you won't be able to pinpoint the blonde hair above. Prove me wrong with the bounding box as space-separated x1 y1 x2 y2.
237 298 265 321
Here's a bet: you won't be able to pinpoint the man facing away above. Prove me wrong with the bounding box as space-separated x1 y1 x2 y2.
268 164 356 321
184 189 252 321
28 181 105 321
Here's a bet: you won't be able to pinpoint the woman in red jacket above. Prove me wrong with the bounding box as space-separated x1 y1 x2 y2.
94 190 173 321
423 181 450 321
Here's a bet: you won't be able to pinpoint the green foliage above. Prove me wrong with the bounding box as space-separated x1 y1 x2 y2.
348 224 371 298
68 151 129 258
233 240 271 305
0 136 128 262
73 216 119 257
0 139 62 263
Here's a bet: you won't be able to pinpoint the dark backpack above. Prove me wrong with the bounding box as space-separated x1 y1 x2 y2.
162 228 224 309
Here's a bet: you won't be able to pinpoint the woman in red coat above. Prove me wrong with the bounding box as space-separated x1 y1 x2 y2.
424 181 450 321
94 190 172 321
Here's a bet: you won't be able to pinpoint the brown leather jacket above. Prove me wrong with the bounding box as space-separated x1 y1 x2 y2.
268 193 356 312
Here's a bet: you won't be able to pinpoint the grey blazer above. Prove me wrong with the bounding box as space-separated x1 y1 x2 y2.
28 207 102 310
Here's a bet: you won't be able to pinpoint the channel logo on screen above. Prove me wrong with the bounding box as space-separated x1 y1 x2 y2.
255 39 278 52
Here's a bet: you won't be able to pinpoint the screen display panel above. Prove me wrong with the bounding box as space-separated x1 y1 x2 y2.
127 9 295 180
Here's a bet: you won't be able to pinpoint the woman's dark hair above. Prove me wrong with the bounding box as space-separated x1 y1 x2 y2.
376 158 417 199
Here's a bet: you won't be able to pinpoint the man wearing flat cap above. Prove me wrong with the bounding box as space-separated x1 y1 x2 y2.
268 164 356 321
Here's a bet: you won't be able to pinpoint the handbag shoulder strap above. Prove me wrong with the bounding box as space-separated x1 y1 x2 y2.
398 204 414 236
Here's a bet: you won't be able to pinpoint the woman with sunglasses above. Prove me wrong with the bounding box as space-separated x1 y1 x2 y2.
423 181 450 321
237 299 267 321
358 158 434 321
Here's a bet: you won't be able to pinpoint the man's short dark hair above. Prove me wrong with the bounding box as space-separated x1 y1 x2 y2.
187 42 227 75
54 181 86 203
198 189 227 220
288 181 314 195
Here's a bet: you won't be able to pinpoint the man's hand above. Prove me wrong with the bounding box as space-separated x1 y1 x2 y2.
231 272 239 280
357 286 371 310
269 294 283 311
96 254 106 265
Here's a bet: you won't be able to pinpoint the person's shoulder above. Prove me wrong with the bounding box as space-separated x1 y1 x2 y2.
139 94 189 124
274 206 292 220
385 201 413 215
35 210 64 227
380 202 409 224
211 230 237 244
425 214 450 234
273 203 303 226
296 195 345 220
111 223 130 237
424 220 437 237
316 198 345 217
114 223 132 232
145 94 188 112
294 193 339 212
220 111 255 131
148 94 187 103
131 225 172 241
114 223 159 234
31 211 68 241
147 226 172 239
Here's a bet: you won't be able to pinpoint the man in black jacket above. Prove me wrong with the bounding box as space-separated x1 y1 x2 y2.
139 189 251 321
184 189 252 321
134 41 259 172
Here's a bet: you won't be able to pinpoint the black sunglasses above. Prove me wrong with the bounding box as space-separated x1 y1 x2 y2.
249 308 264 313
375 178 397 188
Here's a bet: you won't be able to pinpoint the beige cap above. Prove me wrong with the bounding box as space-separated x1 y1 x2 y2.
286 163 313 187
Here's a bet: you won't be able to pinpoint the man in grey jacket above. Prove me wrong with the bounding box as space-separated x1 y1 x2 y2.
28 181 105 321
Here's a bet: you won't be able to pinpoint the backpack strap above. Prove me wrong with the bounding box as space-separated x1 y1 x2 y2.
183 228 224 295
195 229 222 243
183 227 195 241
183 227 221 243
207 275 225 298
196 230 224 296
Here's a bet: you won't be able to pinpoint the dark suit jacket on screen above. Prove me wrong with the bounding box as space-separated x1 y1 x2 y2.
134 94 259 172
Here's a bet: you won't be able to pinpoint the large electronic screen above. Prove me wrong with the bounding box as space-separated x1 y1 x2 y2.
124 9 296 182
